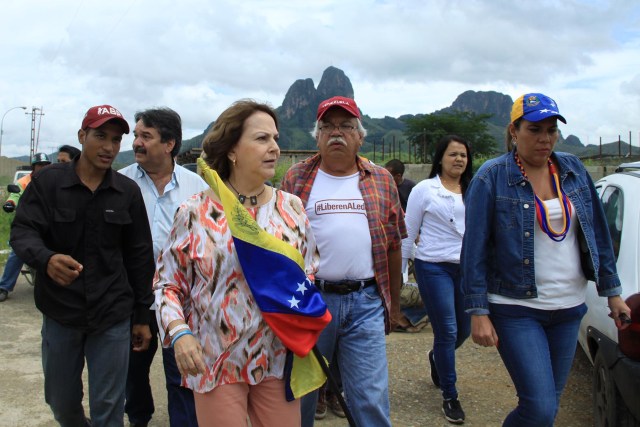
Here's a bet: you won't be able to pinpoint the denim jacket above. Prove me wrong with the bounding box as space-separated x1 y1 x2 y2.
461 150 621 313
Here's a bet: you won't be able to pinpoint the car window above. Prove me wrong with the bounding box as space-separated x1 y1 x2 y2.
182 163 197 173
13 171 29 184
600 185 624 260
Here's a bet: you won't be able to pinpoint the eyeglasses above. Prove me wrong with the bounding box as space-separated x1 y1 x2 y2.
318 123 357 134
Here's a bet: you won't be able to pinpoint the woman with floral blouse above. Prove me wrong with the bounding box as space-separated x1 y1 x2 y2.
153 100 318 426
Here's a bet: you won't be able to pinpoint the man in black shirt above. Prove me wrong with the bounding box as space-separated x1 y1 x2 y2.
384 159 416 212
11 105 155 427
384 159 429 332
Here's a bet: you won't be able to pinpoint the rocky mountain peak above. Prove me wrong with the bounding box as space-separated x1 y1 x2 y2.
448 90 512 126
316 66 355 101
563 134 583 147
278 66 356 127
280 78 316 120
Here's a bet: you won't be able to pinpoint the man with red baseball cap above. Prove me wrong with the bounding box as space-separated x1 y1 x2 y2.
82 104 131 133
281 96 406 427
10 104 155 426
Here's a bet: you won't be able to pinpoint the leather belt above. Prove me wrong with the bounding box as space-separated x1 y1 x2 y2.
314 278 376 295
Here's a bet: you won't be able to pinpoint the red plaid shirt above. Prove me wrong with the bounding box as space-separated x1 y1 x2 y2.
281 154 407 330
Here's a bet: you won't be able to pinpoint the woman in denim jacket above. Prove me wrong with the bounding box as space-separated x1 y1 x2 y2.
461 93 630 427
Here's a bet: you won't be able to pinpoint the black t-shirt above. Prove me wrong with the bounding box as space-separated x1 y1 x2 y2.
397 178 416 212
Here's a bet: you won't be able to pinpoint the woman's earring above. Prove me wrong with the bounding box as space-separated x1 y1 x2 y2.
231 158 237 166
511 138 517 147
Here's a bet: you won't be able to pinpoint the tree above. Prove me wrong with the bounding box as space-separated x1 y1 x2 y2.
403 111 497 162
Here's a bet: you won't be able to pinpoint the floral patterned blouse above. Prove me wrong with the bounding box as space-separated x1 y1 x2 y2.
154 188 318 393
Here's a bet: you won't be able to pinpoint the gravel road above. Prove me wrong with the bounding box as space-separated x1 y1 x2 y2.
0 277 593 426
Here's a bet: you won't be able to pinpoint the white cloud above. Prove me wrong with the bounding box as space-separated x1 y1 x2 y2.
1 0 639 158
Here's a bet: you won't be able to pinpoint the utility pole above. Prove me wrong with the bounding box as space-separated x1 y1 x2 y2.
599 137 602 159
29 107 44 164
373 139 376 163
618 135 621 158
422 128 426 164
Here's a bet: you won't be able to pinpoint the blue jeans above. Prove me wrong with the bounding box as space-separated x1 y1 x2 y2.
42 315 130 427
126 311 197 426
414 260 470 400
401 304 429 325
300 285 391 427
0 249 23 292
489 303 587 427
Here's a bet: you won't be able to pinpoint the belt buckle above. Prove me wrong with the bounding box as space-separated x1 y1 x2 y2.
315 279 368 294
337 286 351 295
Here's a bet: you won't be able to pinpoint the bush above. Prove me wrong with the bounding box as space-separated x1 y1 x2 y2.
272 159 293 187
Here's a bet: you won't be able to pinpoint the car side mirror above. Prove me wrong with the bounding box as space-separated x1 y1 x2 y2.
7 184 21 194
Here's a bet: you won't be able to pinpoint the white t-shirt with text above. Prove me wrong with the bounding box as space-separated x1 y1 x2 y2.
306 169 374 281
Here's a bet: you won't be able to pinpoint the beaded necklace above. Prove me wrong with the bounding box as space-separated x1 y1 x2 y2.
514 152 572 241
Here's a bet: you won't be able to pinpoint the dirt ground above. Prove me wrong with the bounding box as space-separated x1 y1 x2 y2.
0 276 594 427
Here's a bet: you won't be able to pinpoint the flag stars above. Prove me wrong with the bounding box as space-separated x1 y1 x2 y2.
296 281 308 295
288 295 300 309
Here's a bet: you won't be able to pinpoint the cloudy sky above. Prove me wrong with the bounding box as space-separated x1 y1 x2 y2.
1 0 639 158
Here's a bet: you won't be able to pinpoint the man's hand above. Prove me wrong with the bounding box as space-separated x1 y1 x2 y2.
131 324 152 351
390 303 402 332
46 254 83 286
3 201 15 213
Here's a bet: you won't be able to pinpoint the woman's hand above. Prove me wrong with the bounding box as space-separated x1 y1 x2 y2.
471 315 499 348
174 334 207 377
608 295 632 330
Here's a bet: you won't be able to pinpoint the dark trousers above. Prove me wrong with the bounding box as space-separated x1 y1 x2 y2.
43 316 130 427
125 311 198 426
162 346 198 426
125 314 158 424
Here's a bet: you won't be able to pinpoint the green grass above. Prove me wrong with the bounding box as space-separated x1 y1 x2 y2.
0 211 12 250
0 211 12 265
582 155 640 167
1 173 20 252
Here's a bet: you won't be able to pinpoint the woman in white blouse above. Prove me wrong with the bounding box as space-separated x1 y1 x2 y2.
401 135 473 424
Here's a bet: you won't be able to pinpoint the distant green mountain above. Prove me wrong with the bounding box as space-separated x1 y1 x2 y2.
16 67 638 167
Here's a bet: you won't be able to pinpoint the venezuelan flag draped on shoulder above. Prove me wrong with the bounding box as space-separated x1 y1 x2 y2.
196 157 331 400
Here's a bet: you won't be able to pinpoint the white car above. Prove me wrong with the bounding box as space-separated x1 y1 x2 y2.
578 161 640 427
13 169 29 184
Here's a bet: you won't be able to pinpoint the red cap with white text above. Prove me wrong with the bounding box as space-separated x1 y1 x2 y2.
316 96 361 120
81 105 130 134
